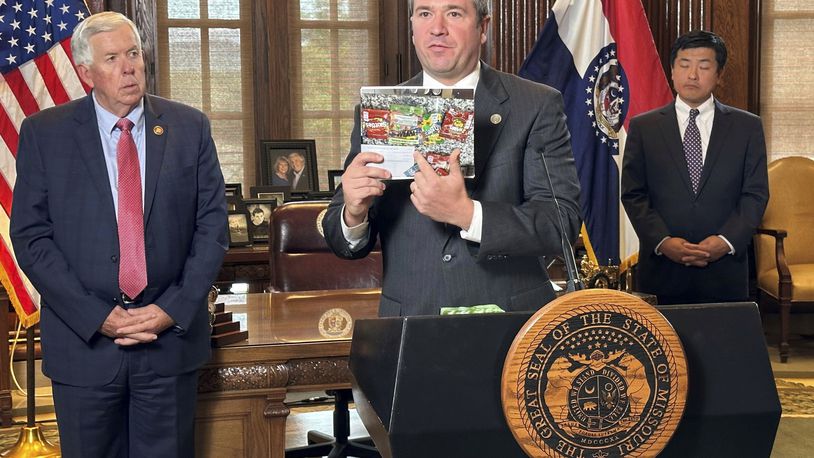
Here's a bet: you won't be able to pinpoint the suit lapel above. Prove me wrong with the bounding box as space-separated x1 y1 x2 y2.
143 95 167 226
695 101 731 195
657 102 696 198
74 96 116 216
473 64 507 185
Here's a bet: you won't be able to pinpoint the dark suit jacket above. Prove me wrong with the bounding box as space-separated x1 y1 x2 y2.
10 94 228 386
621 99 768 303
323 64 581 316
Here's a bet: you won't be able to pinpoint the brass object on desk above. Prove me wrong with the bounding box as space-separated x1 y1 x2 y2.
207 286 218 331
208 286 249 347
580 255 620 289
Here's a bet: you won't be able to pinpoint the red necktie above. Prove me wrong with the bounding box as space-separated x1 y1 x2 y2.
116 118 147 299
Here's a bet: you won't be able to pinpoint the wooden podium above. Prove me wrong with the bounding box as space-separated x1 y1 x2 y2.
350 297 781 457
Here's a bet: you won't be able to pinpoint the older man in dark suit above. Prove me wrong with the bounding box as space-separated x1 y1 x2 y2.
322 0 581 316
10 12 227 457
621 30 768 305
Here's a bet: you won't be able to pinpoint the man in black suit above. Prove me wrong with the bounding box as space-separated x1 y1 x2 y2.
621 30 768 305
322 0 581 316
10 12 227 456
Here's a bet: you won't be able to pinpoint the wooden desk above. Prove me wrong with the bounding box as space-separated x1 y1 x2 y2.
216 245 271 293
194 289 380 457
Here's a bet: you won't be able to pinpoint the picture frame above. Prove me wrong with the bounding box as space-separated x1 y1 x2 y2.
258 140 318 192
327 169 343 193
250 186 289 207
244 198 277 243
225 183 243 199
226 195 243 213
227 212 252 247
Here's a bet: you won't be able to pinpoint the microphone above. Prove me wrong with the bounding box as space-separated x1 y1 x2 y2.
538 149 584 292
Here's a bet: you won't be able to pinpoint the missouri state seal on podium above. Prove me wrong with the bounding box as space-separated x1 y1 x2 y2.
502 289 688 458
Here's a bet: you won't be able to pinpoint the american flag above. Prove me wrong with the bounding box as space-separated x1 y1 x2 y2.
0 0 90 327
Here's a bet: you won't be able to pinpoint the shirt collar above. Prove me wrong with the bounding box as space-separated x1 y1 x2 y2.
422 62 481 90
92 91 145 135
675 94 715 119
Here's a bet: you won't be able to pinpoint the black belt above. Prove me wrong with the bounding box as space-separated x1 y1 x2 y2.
120 292 143 305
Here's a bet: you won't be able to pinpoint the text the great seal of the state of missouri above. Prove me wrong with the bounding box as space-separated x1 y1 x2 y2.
502 290 687 458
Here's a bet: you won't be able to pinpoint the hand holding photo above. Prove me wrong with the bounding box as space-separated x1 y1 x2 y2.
360 87 475 179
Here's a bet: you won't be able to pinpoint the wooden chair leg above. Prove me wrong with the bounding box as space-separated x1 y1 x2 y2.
779 299 791 363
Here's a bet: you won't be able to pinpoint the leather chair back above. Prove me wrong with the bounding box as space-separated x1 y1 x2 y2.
269 201 382 292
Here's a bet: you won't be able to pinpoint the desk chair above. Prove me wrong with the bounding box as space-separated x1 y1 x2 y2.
754 156 814 362
270 201 381 458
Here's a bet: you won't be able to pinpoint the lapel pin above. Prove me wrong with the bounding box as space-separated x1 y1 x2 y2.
490 114 502 125
153 126 164 136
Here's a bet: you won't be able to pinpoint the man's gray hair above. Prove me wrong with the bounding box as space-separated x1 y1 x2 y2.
408 0 491 21
71 12 142 66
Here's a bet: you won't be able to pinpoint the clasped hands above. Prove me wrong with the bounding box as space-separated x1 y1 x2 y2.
660 235 730 268
100 304 175 346
341 149 473 229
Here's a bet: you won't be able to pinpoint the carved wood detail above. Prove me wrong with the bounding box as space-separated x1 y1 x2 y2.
198 363 289 393
287 357 350 387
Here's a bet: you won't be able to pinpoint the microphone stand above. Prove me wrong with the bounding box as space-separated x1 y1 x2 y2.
539 151 584 292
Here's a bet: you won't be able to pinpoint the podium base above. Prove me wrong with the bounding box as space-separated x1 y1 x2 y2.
0 425 60 457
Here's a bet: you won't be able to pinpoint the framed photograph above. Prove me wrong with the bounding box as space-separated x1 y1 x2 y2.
250 186 288 207
225 183 243 199
226 196 243 213
227 212 252 247
258 140 318 192
327 169 343 193
244 198 277 243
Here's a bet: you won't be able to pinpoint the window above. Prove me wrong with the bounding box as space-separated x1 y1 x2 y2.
761 1 814 161
288 0 381 190
156 0 256 189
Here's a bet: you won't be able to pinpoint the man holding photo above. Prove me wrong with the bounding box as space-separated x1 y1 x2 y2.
322 0 581 316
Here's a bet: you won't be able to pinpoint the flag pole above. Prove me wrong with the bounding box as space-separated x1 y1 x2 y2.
0 326 59 457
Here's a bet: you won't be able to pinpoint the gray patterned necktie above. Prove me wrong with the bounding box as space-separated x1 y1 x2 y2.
684 108 703 194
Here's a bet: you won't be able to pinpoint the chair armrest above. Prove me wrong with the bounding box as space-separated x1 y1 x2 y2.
756 227 787 239
756 227 792 300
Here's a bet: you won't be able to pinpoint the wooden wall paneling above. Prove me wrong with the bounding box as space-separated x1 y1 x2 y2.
104 0 126 14
710 0 761 113
131 0 158 95
642 0 759 112
383 0 422 84
88 0 104 14
258 1 292 142
488 0 552 75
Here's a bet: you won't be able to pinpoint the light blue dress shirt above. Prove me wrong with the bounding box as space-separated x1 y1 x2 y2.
92 91 146 217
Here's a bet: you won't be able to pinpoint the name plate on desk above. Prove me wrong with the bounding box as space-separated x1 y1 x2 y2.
269 289 380 342
502 289 687 458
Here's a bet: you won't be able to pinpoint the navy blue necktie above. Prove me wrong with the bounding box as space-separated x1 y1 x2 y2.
684 108 703 194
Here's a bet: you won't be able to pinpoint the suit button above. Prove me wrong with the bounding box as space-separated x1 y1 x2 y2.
442 254 452 262
111 255 118 263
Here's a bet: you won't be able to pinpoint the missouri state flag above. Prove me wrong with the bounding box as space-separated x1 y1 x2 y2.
520 0 673 269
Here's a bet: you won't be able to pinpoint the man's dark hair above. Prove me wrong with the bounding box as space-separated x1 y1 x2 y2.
251 207 264 216
670 30 727 72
